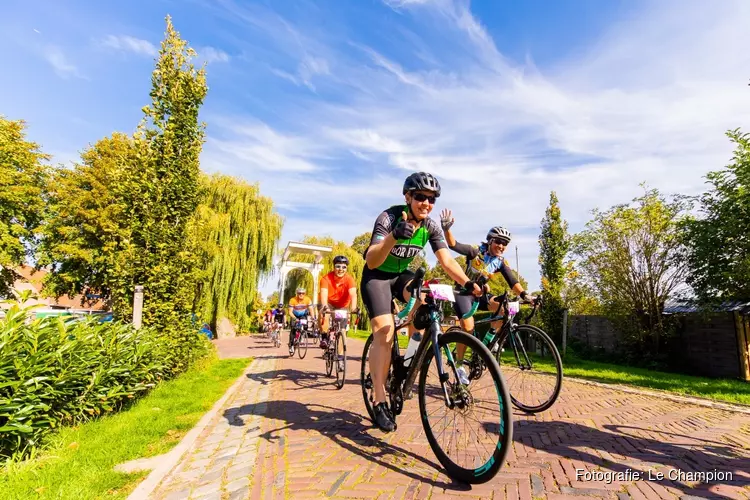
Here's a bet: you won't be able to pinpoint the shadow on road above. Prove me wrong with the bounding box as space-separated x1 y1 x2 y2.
222 399 475 492
512 419 750 499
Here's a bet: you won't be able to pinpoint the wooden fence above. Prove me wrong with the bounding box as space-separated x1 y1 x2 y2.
568 312 750 380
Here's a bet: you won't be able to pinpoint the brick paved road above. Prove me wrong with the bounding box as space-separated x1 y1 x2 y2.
148 333 750 499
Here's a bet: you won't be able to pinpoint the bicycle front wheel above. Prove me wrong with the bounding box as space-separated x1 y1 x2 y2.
418 330 512 484
298 330 308 359
335 333 346 389
498 324 562 413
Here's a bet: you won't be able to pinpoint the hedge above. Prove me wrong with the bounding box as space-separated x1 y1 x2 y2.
0 304 211 459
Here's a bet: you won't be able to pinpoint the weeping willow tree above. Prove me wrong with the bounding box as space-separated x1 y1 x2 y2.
283 235 370 329
193 173 283 331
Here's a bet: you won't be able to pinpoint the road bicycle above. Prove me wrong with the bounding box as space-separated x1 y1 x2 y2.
454 287 563 413
270 321 282 348
360 269 512 484
322 309 359 389
289 316 310 359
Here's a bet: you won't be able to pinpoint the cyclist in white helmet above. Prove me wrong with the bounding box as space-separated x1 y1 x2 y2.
288 286 315 355
439 209 536 384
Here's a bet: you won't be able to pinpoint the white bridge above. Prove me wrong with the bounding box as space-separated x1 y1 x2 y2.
277 241 332 305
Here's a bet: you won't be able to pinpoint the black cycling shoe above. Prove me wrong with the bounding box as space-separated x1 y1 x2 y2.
373 402 396 433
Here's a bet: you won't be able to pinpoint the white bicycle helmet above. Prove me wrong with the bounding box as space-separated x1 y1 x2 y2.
486 226 511 244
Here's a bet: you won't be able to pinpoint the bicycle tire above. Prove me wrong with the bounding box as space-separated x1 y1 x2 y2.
418 330 512 484
325 336 334 377
298 330 308 359
499 324 562 413
335 333 346 389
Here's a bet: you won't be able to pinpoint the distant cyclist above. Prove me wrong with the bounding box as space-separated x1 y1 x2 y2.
288 287 315 355
319 255 358 349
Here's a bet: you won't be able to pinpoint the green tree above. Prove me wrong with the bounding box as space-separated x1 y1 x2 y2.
351 232 371 255
41 17 207 336
561 260 602 315
40 133 135 304
572 186 690 351
0 117 49 296
538 191 569 343
192 173 283 331
681 129 750 302
117 16 208 329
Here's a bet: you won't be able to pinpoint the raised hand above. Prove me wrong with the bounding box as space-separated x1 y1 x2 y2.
393 210 415 240
440 208 454 231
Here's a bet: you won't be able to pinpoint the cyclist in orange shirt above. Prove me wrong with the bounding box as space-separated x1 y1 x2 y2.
319 255 358 349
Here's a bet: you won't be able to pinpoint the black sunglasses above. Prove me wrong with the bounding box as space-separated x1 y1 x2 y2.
490 238 509 246
334 264 347 269
412 192 436 204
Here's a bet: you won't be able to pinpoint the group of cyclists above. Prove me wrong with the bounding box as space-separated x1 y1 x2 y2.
263 170 537 436
262 255 359 356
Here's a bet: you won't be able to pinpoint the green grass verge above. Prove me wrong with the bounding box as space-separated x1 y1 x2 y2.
0 354 250 500
348 328 409 349
555 354 750 406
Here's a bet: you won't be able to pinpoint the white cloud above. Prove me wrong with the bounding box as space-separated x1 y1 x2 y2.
208 0 750 290
43 46 85 79
101 35 158 57
198 46 230 63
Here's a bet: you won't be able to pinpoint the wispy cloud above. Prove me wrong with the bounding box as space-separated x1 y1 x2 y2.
100 35 157 57
43 45 85 79
198 46 230 64
212 0 750 292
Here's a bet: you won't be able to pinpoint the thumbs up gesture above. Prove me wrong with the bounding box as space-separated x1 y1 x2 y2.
393 210 415 240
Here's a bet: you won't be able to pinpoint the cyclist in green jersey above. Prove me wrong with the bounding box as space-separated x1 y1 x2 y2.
361 171 482 432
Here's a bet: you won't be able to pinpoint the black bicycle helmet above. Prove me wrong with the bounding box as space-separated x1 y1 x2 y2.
403 172 441 197
333 255 349 265
486 226 511 244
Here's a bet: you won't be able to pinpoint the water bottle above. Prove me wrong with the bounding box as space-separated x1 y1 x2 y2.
481 329 495 347
403 331 422 367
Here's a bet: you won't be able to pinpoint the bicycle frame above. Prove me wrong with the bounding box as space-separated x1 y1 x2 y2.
392 270 461 408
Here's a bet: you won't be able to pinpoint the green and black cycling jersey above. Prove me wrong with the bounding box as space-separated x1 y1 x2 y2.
363 205 448 274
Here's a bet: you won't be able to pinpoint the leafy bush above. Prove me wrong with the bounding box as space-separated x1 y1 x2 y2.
0 304 211 459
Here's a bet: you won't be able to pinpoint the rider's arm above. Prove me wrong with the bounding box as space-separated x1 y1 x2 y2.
319 287 329 308
435 248 474 287
498 260 529 299
444 226 457 248
448 239 480 260
348 287 358 312
364 210 397 269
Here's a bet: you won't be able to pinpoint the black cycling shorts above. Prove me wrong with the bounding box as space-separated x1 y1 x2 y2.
361 267 416 319
453 292 493 318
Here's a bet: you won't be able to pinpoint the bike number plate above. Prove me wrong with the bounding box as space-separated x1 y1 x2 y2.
428 284 455 302
507 301 520 316
334 309 348 320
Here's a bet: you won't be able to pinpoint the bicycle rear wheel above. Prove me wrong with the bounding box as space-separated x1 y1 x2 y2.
418 330 512 484
498 324 562 413
335 333 346 389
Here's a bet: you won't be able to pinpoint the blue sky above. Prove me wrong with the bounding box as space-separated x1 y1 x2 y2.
3 0 750 297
